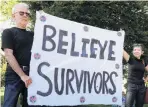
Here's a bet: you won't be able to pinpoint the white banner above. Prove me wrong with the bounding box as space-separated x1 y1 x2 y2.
28 11 125 106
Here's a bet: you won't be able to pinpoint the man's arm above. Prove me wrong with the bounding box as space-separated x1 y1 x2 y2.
4 48 32 88
123 49 130 62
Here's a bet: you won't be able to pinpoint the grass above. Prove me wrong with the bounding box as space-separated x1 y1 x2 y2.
0 87 148 107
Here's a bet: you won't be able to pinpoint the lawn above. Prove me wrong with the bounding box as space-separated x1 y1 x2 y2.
0 87 148 107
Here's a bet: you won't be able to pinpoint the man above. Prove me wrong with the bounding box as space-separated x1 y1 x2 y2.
1 3 33 107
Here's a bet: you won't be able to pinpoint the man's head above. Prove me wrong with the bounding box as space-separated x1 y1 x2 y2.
12 3 30 29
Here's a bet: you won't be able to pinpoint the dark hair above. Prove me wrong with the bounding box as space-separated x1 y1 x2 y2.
133 43 144 51
132 43 145 59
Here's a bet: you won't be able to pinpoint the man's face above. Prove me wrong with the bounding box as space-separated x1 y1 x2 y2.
12 6 30 28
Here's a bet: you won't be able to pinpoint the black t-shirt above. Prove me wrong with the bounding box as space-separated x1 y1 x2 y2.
127 57 147 84
2 27 34 65
1 27 34 84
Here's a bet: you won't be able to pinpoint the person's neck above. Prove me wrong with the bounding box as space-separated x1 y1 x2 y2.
16 25 26 29
135 56 141 59
137 57 140 59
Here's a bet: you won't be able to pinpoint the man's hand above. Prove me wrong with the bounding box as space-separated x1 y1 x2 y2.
21 75 32 88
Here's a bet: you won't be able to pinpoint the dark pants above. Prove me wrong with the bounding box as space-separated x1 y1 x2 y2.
125 83 146 107
3 67 36 107
3 69 79 107
3 80 30 107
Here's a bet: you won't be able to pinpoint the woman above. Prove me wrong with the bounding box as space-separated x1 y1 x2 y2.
123 44 148 107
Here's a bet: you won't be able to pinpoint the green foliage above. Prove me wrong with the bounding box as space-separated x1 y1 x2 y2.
1 56 7 87
0 0 18 22
25 1 148 82
1 0 148 97
1 70 5 87
26 1 148 54
0 0 18 87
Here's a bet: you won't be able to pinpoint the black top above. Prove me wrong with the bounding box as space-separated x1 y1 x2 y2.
127 57 147 84
1 27 34 66
1 27 34 84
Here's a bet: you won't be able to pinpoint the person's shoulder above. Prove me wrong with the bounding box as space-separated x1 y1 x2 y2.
2 27 16 35
127 56 134 64
4 27 19 32
3 27 13 32
142 55 148 66
27 30 34 36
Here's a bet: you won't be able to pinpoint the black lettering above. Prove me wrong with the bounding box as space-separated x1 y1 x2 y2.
75 70 84 93
109 72 118 95
66 69 75 94
94 72 102 94
42 25 56 51
37 62 53 96
71 33 79 56
57 30 68 55
90 39 98 58
83 71 87 93
102 71 110 94
54 68 65 95
98 41 108 59
108 40 116 61
81 39 90 57
87 72 96 93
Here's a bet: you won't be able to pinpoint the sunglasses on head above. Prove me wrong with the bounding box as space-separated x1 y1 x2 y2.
15 11 30 17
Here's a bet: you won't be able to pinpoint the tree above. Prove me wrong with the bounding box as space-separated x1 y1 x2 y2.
26 1 148 55
26 1 148 93
0 0 18 22
1 0 148 93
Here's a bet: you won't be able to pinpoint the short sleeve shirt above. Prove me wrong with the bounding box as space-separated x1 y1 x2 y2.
1 27 34 65
1 27 34 84
127 56 147 84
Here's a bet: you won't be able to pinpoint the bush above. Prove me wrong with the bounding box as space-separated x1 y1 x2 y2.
1 56 7 87
1 71 5 87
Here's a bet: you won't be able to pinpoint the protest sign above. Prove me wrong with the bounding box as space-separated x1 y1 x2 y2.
28 11 125 106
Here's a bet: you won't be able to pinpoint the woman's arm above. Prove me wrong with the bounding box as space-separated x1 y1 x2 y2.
145 65 148 82
123 49 130 62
